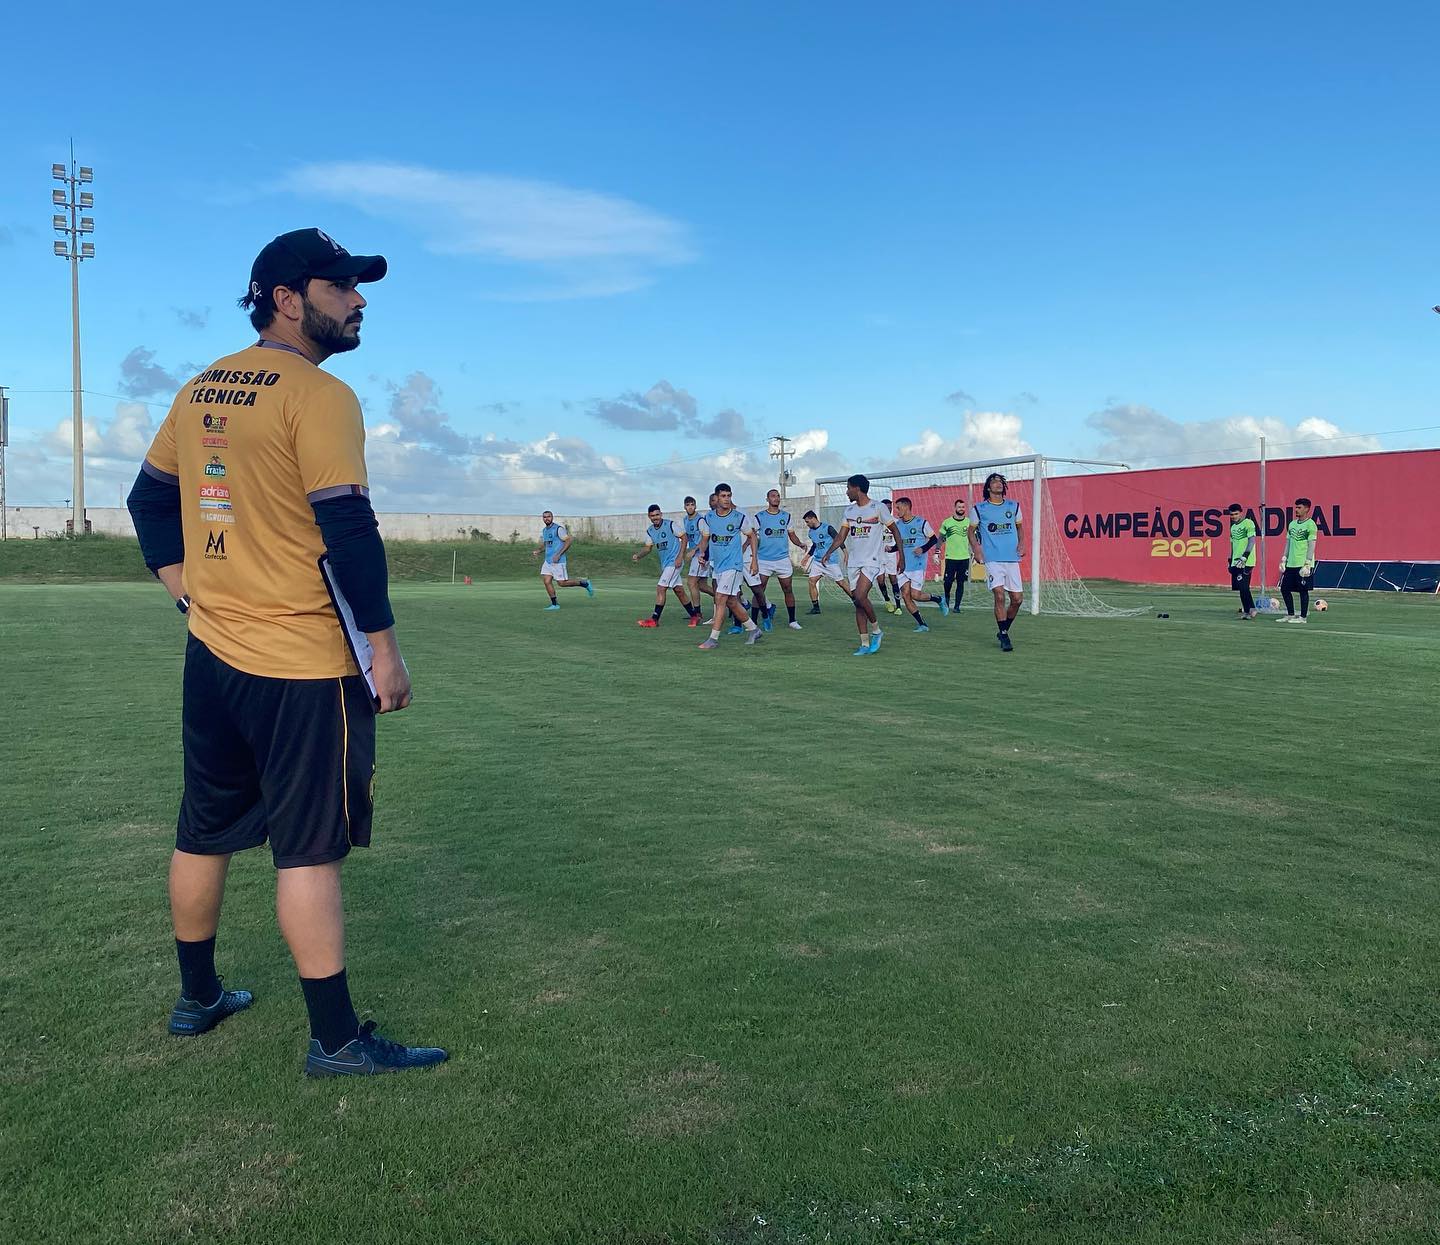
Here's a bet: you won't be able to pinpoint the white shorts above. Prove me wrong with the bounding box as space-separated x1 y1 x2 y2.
757 557 793 578
899 567 928 591
883 551 898 575
541 560 568 580
687 556 708 580
657 565 683 589
714 568 746 597
984 561 1023 592
850 560 885 585
808 559 846 583
743 567 762 588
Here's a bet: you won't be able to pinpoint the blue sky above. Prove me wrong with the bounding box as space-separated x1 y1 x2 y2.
2 1 1437 512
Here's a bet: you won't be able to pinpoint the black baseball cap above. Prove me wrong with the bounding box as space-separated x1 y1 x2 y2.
247 228 387 304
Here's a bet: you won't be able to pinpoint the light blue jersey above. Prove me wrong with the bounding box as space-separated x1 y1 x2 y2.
542 522 568 562
646 518 684 564
973 499 1023 562
702 508 753 573
896 515 934 564
683 511 704 553
755 509 791 560
807 523 838 561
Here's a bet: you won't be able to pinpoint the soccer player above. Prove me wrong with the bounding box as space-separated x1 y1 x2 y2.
802 510 849 613
879 499 903 614
695 483 764 649
820 473 901 655
1277 496 1319 624
682 495 715 616
754 488 804 630
893 497 950 631
124 227 445 1077
531 510 594 608
936 498 973 611
632 504 702 627
968 471 1026 652
1226 502 1258 619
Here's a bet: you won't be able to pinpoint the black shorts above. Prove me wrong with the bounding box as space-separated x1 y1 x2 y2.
1280 567 1312 593
1230 565 1253 590
177 635 376 868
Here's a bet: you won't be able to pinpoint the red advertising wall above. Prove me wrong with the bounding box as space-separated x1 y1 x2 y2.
898 448 1440 587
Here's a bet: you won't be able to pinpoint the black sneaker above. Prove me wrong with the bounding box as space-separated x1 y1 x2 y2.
999 632 1014 652
168 980 254 1036
305 1020 448 1078
808 604 821 615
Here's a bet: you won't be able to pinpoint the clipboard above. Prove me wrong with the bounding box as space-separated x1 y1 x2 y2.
318 554 379 705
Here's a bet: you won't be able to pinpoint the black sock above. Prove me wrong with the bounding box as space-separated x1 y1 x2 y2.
301 968 360 1055
999 618 1012 634
787 605 796 623
548 594 557 604
911 610 925 624
653 603 665 620
685 602 699 617
927 595 941 605
1282 588 1295 615
176 936 221 1004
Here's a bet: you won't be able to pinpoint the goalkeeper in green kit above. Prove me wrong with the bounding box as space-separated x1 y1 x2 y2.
937 499 973 612
1277 496 1319 624
1225 503 1258 618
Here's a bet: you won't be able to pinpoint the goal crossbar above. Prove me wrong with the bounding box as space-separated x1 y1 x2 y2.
813 454 1134 616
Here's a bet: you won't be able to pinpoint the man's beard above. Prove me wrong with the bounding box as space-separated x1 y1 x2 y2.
302 300 361 354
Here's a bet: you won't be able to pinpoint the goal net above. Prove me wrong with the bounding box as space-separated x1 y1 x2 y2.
812 454 1147 617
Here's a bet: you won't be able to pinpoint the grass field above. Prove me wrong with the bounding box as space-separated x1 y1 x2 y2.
3 568 1439 1244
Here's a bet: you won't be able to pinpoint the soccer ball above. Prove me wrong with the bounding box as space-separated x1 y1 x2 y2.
1269 597 1281 610
1314 599 1328 611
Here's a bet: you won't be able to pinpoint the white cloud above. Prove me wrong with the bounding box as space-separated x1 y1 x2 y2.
882 411 1033 469
282 161 695 299
11 402 159 506
359 371 844 513
1086 404 1383 465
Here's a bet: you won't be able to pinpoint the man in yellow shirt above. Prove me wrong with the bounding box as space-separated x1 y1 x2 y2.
127 228 445 1077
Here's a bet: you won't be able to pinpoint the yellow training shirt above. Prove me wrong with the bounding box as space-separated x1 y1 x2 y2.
143 342 370 679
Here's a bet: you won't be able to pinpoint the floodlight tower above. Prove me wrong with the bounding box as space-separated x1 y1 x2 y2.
52 149 95 536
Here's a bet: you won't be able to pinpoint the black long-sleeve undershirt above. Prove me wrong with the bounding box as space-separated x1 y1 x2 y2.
127 463 185 574
312 493 394 633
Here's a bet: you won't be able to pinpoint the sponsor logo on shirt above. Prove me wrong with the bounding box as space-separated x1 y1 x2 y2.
202 414 228 432
199 483 233 515
203 456 226 478
203 530 227 560
202 435 228 449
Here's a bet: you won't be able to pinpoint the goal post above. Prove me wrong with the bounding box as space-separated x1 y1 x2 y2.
812 454 1146 618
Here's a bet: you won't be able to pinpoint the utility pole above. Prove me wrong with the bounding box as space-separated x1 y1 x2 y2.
770 435 794 502
52 145 95 537
0 385 9 542
1258 434 1268 595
